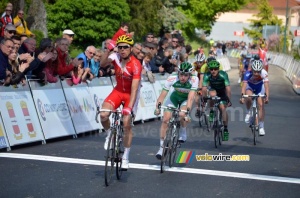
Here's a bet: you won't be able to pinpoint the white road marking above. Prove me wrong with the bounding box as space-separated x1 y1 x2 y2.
1 153 300 184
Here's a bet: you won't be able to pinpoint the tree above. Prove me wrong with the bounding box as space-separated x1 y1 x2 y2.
243 0 283 42
126 0 163 41
46 0 131 48
158 0 188 33
180 0 251 38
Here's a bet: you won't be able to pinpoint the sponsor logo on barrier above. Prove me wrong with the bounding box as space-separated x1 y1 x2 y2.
67 98 95 114
37 99 46 121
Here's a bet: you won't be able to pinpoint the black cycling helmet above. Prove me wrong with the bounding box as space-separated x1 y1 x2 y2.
206 56 216 63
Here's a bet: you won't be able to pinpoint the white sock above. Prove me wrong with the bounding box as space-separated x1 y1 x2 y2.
123 147 130 160
259 121 264 128
160 139 164 147
247 109 250 114
181 127 186 132
105 129 111 139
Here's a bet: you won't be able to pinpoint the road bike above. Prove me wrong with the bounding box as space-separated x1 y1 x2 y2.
204 96 223 148
198 94 210 131
95 107 125 186
158 103 188 173
242 94 266 145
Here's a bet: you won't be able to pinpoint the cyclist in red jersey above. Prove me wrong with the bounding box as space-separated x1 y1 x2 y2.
100 35 142 170
258 43 268 72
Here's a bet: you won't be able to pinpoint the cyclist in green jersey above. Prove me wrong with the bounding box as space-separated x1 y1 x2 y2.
202 60 232 141
154 62 198 159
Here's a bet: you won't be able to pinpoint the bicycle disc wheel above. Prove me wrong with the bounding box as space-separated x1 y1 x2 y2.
104 132 116 186
161 128 172 173
169 126 180 168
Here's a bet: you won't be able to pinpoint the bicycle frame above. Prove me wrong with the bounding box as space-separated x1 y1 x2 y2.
204 96 223 148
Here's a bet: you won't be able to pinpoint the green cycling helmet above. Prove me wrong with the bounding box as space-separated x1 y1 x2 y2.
207 60 220 69
179 62 193 73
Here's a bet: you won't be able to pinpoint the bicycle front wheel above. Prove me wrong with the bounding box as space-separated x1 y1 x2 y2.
252 107 257 145
161 128 172 173
104 131 116 186
169 125 180 168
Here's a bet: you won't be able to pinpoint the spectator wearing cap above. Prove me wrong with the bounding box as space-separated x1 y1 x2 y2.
0 24 16 42
62 29 75 44
0 5 14 37
111 22 134 42
13 10 34 38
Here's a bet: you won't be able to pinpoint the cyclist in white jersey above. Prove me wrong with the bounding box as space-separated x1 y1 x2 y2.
154 62 198 159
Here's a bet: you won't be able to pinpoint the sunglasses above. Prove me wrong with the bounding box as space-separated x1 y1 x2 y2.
209 68 219 71
6 30 16 34
6 9 12 12
172 40 178 43
88 51 96 56
118 45 130 50
147 36 154 38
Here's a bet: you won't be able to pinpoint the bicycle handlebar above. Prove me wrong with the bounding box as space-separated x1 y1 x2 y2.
242 94 266 98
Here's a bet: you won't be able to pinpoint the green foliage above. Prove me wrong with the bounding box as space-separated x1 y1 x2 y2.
126 0 163 41
31 29 44 47
180 0 250 37
243 0 283 42
46 0 131 48
158 0 188 33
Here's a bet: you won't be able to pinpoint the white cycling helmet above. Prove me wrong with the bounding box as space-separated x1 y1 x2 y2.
251 60 263 71
196 53 206 62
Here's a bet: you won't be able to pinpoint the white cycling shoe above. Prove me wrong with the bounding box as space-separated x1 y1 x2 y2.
178 129 187 143
259 128 265 136
244 113 251 124
121 158 129 170
156 147 163 160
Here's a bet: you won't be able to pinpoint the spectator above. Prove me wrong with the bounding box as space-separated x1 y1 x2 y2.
0 23 16 42
55 38 80 77
11 35 21 51
20 34 27 44
90 48 102 77
71 62 89 85
76 45 96 69
111 22 134 41
144 32 154 43
18 38 47 80
142 52 153 74
0 5 14 37
9 49 30 85
13 10 35 38
132 43 142 60
62 29 75 45
0 38 15 85
44 48 58 83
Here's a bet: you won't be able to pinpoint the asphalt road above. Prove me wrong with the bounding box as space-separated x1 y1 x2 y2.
0 58 300 198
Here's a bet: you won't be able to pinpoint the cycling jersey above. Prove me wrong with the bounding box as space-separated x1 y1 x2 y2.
163 73 199 107
202 70 230 102
243 69 268 94
200 63 224 74
104 53 142 112
109 53 142 93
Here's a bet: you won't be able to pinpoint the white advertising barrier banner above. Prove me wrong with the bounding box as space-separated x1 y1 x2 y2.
0 114 9 149
29 80 76 139
86 77 114 129
139 79 158 121
61 79 99 134
0 82 44 146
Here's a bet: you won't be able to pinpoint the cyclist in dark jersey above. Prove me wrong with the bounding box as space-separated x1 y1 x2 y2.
202 60 231 141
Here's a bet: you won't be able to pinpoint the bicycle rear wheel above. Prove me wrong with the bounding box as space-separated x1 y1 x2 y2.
104 131 116 186
161 128 172 173
169 125 180 168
